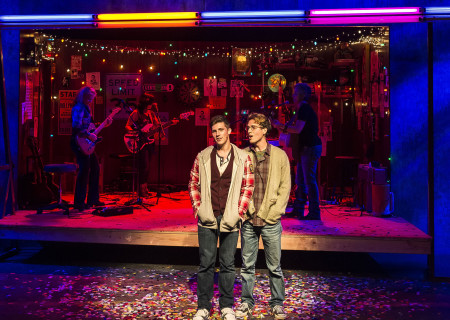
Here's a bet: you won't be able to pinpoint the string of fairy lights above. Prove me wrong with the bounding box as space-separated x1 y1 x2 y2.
36 27 388 63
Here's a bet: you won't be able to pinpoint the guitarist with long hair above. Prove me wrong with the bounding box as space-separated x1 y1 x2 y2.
71 86 112 211
125 93 162 197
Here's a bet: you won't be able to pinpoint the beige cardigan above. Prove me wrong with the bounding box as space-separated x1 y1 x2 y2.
195 144 250 232
245 145 291 224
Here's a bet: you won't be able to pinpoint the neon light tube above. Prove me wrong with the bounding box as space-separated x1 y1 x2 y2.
199 18 308 26
201 10 305 19
309 15 421 25
0 14 94 21
96 20 198 28
310 7 421 16
425 7 450 14
97 12 198 21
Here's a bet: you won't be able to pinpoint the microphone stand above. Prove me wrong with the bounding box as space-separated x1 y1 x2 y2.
122 101 151 212
148 108 180 204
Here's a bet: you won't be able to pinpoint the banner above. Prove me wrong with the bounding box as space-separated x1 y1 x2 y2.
58 90 78 135
105 73 142 119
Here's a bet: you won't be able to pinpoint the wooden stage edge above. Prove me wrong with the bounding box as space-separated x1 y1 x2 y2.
0 225 431 255
0 192 432 255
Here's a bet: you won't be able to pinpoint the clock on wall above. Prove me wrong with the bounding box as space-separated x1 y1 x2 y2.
268 73 286 93
178 81 200 105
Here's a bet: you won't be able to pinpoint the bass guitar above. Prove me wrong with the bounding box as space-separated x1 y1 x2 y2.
76 107 122 155
124 111 194 153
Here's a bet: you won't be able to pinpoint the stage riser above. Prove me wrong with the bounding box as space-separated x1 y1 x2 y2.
0 227 431 254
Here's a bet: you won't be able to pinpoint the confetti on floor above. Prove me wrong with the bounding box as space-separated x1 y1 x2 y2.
0 264 449 319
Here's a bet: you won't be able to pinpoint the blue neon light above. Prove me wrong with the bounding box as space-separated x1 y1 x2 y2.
425 7 450 14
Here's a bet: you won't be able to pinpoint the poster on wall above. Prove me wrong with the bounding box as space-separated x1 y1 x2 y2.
105 73 142 119
58 90 78 135
71 55 82 79
218 78 227 97
86 72 100 90
230 80 244 98
195 108 210 126
155 112 169 146
232 48 251 76
204 78 217 97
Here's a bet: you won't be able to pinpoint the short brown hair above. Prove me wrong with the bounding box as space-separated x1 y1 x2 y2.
210 115 230 129
247 113 271 134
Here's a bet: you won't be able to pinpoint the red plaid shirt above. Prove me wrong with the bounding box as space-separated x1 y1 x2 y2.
188 153 254 217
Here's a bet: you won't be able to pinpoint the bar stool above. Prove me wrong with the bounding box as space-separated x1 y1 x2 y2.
37 163 77 216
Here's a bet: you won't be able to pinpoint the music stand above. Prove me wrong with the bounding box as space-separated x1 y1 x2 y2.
148 110 180 204
122 106 152 212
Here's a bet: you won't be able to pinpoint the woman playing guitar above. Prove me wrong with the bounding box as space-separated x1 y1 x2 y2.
125 93 162 197
71 86 112 211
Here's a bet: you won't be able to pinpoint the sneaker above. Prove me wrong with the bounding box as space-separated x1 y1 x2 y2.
272 305 287 319
221 307 236 320
235 302 253 318
193 308 209 320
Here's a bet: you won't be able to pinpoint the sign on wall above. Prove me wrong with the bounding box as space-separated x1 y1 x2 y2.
86 72 100 90
204 78 217 97
71 55 82 79
195 108 210 126
230 80 244 98
58 90 78 135
105 73 142 119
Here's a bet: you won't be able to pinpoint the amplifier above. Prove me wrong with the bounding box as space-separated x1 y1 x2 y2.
93 205 133 217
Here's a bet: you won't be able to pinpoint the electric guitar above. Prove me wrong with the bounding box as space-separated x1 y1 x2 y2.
76 107 122 155
124 111 194 153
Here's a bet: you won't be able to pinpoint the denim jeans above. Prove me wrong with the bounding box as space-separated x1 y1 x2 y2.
294 145 322 216
197 215 239 310
72 146 100 208
240 220 284 308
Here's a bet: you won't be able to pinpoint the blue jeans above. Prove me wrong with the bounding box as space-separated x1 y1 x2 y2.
240 220 284 308
197 215 239 310
294 145 322 216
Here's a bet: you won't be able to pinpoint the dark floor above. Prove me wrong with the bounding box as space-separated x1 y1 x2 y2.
0 241 449 319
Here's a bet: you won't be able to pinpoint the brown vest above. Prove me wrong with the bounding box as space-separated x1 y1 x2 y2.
210 148 234 217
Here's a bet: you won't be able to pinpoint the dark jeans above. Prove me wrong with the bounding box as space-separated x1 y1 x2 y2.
197 215 239 310
294 145 322 216
138 143 154 185
72 145 100 209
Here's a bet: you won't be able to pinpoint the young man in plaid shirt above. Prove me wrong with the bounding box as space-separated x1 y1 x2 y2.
189 115 254 320
236 113 291 319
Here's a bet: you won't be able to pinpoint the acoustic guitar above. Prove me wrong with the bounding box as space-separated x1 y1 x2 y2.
124 111 194 153
20 137 59 208
76 107 122 155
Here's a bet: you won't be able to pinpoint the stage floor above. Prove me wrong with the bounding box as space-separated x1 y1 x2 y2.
0 191 431 254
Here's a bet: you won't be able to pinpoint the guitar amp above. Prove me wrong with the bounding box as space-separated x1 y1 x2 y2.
93 205 133 217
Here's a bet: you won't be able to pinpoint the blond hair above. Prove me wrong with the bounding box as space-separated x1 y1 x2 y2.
247 113 271 134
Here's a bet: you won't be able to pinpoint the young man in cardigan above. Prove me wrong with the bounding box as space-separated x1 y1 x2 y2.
189 115 254 320
236 113 291 319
